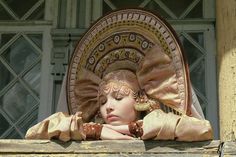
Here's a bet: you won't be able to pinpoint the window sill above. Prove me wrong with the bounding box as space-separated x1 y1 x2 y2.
0 139 231 156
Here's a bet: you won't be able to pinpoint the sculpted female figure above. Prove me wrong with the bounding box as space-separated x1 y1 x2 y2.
25 46 213 141
25 8 213 142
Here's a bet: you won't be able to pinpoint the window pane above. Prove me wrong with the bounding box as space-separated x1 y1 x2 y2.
0 82 38 122
103 1 113 15
0 61 14 92
5 129 22 139
0 34 16 47
23 63 41 96
144 0 171 18
0 114 10 136
162 0 194 17
4 0 39 18
179 35 204 66
2 36 40 74
191 60 206 96
26 1 45 20
27 34 43 50
185 0 203 18
196 95 206 116
0 5 14 20
17 109 38 135
188 32 204 48
110 0 143 8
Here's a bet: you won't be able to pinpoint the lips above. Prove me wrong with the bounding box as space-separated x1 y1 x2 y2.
107 114 119 121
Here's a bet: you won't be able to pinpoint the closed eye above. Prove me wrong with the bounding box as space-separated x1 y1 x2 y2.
99 96 107 105
115 97 123 101
101 99 107 105
111 91 124 101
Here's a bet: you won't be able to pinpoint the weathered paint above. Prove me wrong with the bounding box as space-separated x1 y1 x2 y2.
216 0 236 141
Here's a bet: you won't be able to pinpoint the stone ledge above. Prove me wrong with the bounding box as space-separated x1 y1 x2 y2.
0 139 227 156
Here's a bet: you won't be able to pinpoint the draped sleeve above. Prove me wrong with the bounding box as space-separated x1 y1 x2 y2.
25 112 85 142
136 45 188 114
136 45 213 141
141 109 213 141
75 68 102 122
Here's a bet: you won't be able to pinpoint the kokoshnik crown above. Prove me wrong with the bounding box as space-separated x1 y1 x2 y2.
66 9 192 122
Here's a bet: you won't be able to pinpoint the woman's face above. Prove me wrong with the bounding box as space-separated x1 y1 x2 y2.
99 83 138 126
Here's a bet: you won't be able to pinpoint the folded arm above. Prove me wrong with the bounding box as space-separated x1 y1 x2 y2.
25 112 85 142
141 109 213 141
25 112 133 141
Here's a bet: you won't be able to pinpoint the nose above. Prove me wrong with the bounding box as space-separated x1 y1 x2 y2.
105 100 114 113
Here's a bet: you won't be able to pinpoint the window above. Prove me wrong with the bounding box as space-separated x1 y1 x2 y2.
0 0 217 139
0 0 51 138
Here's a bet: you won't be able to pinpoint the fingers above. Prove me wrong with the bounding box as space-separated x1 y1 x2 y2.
75 111 82 117
70 114 85 140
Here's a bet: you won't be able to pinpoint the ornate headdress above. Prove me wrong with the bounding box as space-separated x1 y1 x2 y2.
66 9 192 122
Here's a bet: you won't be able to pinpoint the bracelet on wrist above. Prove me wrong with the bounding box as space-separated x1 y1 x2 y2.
83 123 103 140
128 121 143 137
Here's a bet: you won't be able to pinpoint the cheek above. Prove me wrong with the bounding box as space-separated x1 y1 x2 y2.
119 99 137 119
99 106 107 119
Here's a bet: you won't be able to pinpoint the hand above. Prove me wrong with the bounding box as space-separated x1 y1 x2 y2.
25 112 85 142
100 126 134 140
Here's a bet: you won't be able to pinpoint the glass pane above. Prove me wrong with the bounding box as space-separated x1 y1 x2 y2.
17 109 38 135
162 0 194 17
5 129 22 139
179 35 203 65
110 0 143 8
144 0 171 18
0 5 14 20
0 113 10 136
23 63 41 96
103 1 113 15
188 32 204 48
0 34 16 47
27 34 43 49
0 82 38 122
27 1 45 20
4 0 39 18
0 61 14 92
2 36 40 74
196 95 206 116
186 0 203 18
190 60 206 96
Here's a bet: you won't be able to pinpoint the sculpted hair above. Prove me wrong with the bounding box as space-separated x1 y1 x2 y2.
100 70 140 93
